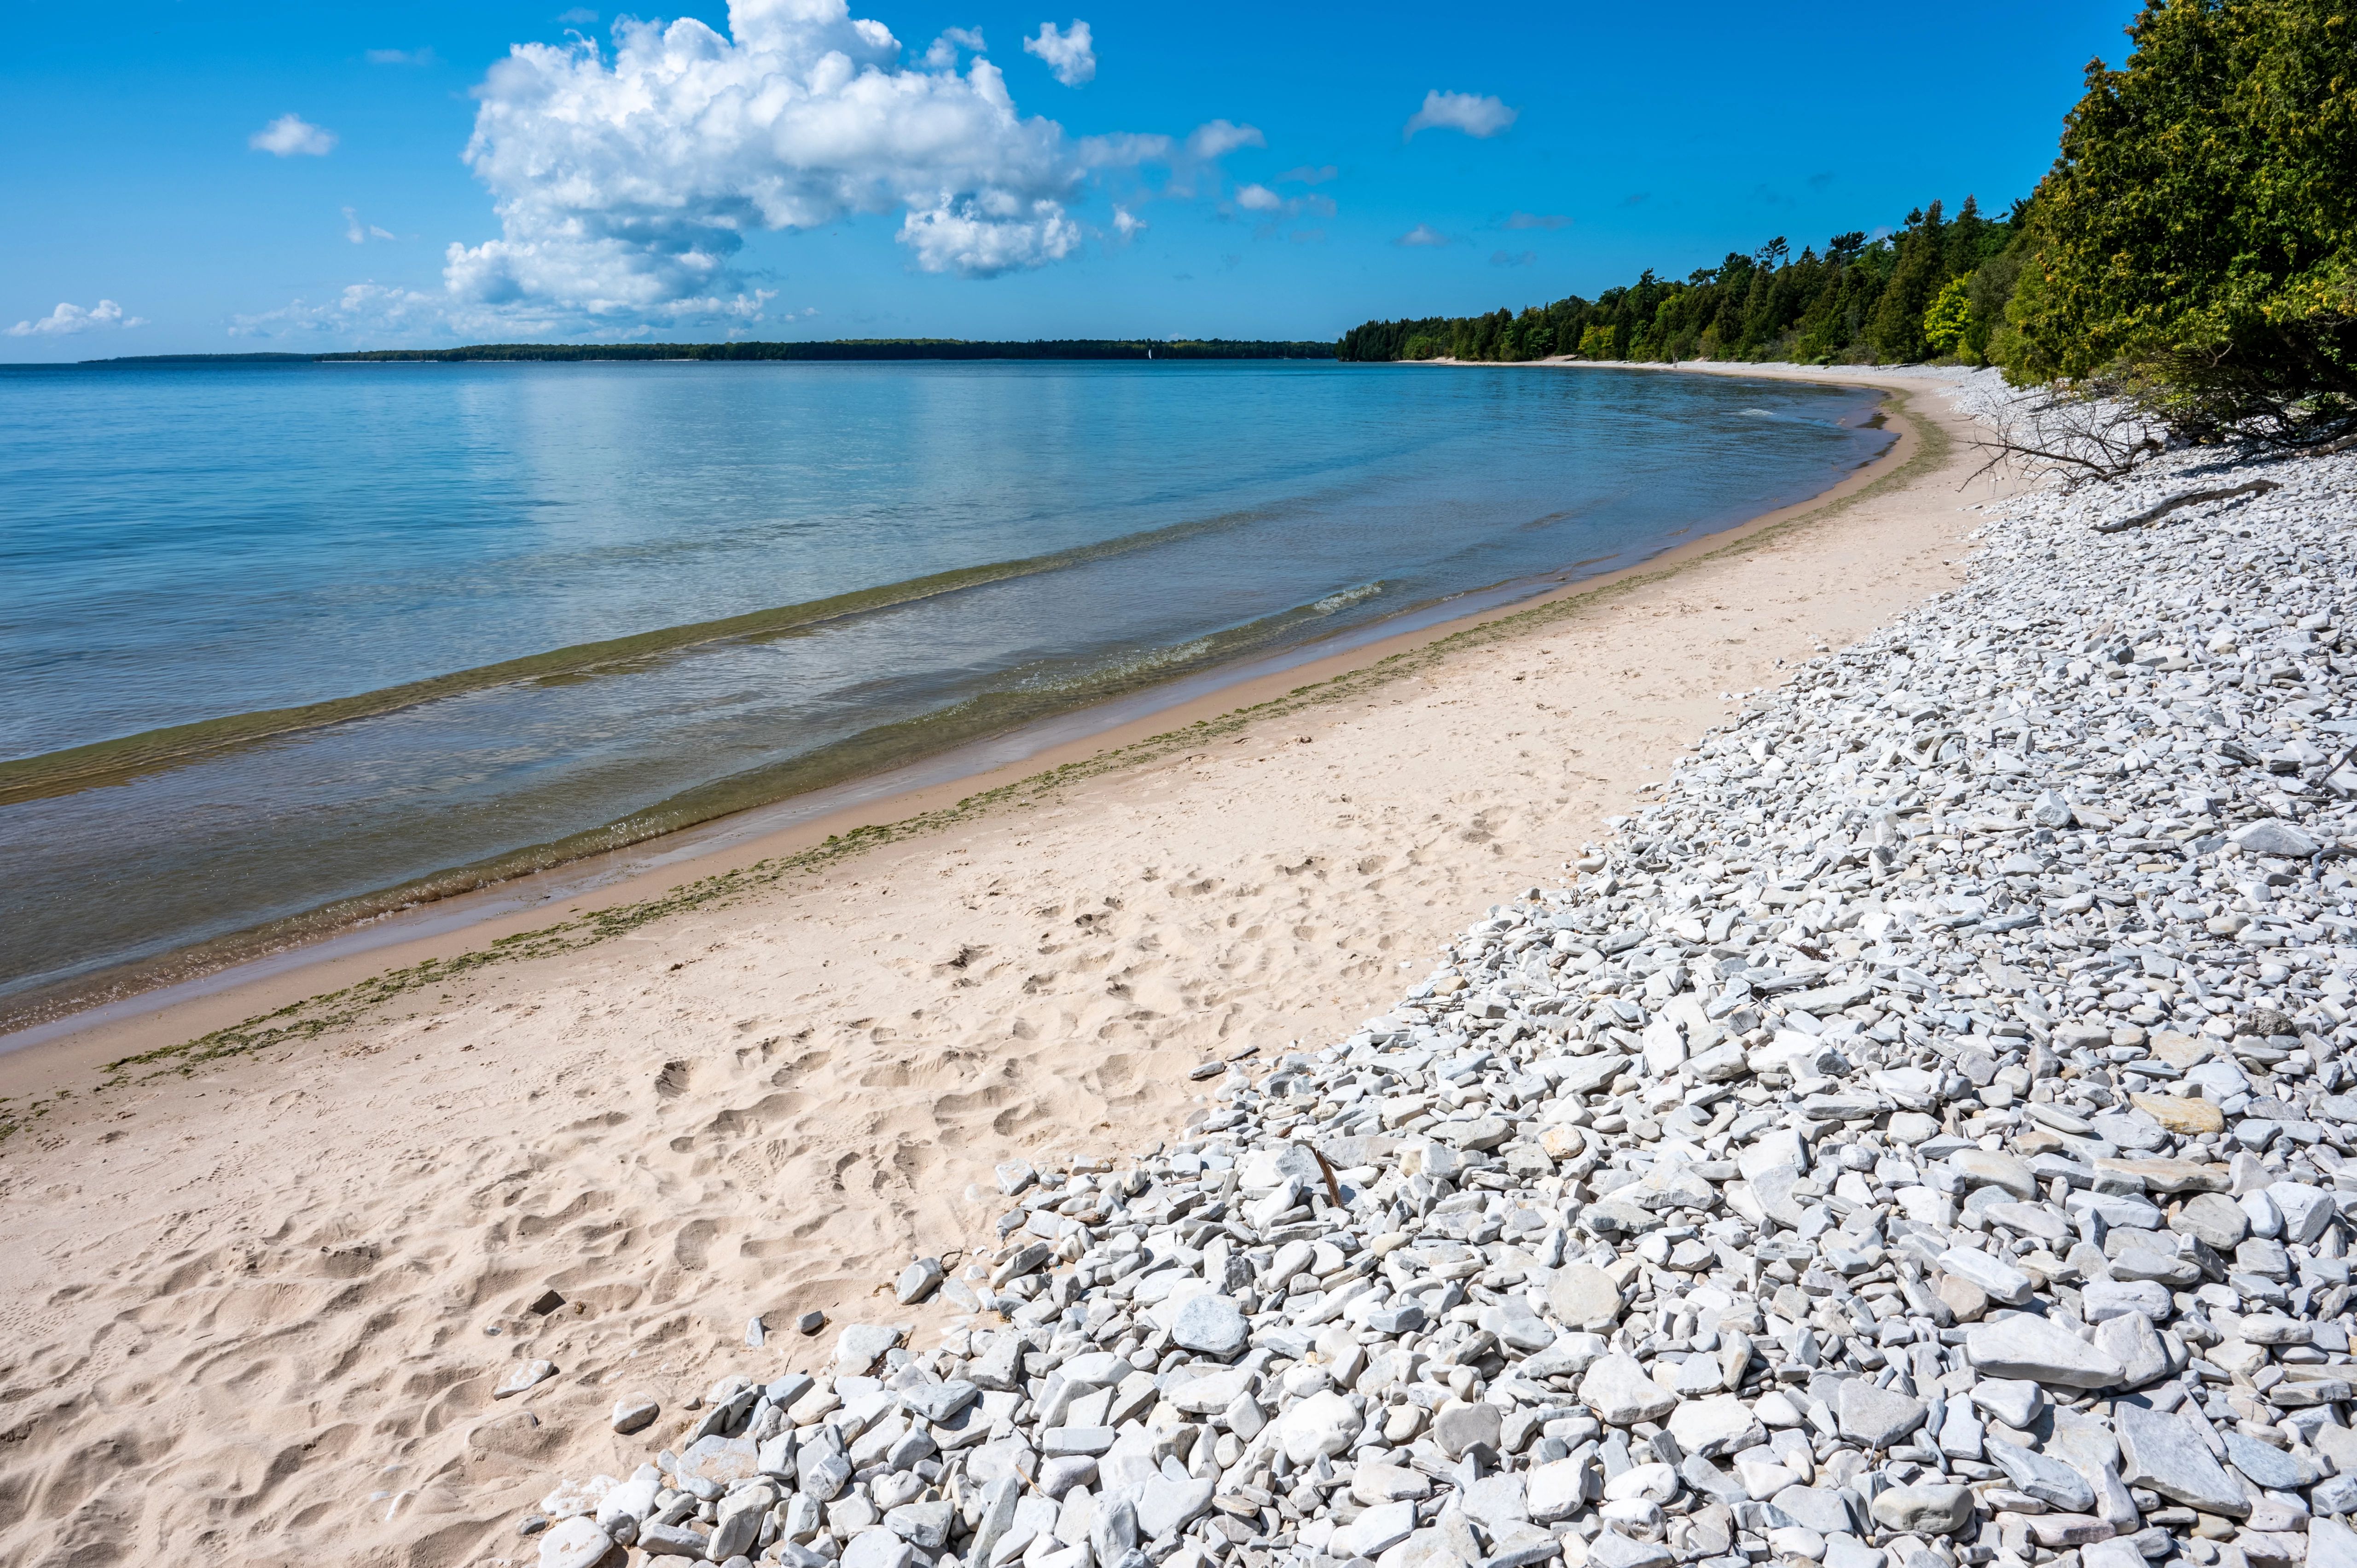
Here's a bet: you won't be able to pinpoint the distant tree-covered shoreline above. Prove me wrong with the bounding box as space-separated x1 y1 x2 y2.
1335 197 2024 370
70 339 1334 367
325 339 1334 363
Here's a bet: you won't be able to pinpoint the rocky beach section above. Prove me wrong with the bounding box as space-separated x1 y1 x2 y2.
511 434 2357 1568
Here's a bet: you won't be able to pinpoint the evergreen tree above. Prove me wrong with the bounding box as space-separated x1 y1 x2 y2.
2002 0 2357 445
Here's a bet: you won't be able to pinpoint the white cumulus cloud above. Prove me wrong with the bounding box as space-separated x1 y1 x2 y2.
251 113 337 156
1065 117 1265 199
900 195 1082 273
234 0 1267 338
234 280 732 344
444 0 1100 319
231 285 451 339
1185 119 1262 159
1395 223 1448 247
8 300 147 337
1404 90 1516 140
1022 20 1094 86
922 25 985 67
1231 180 1333 238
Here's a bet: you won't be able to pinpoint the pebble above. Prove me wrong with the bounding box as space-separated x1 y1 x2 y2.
512 436 2357 1568
1546 1264 1625 1331
1985 1436 2095 1511
1967 1314 2128 1387
493 1359 557 1399
1869 1482 1974 1535
1836 1380 1926 1449
610 1393 661 1434
1432 1400 1503 1460
896 1259 945 1307
1169 1294 1249 1359
1580 1354 1678 1426
534 1515 614 1568
2116 1404 2252 1517
2317 1519 2357 1568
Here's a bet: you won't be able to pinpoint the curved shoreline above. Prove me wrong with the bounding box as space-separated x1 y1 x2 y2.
0 363 1946 1068
0 361 2005 1568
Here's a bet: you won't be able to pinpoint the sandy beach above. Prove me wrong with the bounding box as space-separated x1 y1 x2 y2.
0 364 2007 1568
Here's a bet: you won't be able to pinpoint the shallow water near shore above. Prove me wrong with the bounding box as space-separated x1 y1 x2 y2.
0 359 1890 1006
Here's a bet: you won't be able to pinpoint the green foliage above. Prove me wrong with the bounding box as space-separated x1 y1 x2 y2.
1923 276 1975 358
1335 203 2020 368
1968 243 2029 365
2002 0 2357 446
1870 203 1948 362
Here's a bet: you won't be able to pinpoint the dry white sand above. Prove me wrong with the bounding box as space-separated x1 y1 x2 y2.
0 366 2009 1568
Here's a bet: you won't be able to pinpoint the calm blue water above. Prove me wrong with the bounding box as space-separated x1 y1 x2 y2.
0 359 1891 1004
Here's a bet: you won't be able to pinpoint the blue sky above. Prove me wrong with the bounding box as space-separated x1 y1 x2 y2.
2 0 2133 358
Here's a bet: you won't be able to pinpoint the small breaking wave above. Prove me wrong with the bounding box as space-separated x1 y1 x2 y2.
1312 582 1385 615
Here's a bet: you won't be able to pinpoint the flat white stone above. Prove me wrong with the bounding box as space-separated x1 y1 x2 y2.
1271 1388 1360 1465
494 1359 557 1399
1580 1352 1680 1425
537 1517 615 1568
1965 1314 2127 1388
1667 1394 1762 1458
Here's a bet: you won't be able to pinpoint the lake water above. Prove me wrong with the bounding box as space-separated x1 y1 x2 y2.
0 359 1892 1010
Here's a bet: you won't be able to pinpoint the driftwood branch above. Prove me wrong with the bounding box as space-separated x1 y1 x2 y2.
2091 478 2281 534
1307 1144 1343 1208
1965 379 2168 490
